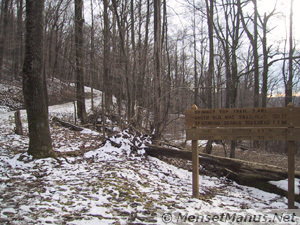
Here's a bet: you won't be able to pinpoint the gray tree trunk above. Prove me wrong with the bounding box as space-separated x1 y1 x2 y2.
0 0 9 79
22 0 56 159
153 0 162 140
285 0 294 106
75 0 87 123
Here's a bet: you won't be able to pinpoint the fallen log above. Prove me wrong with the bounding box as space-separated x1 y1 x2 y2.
52 117 84 131
145 145 300 202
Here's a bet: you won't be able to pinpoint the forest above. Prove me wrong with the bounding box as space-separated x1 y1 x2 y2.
1 0 300 223
0 0 299 139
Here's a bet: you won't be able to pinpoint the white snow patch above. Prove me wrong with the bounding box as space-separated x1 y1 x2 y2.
270 178 300 194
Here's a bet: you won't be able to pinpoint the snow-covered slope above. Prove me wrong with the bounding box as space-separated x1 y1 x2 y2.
0 99 299 224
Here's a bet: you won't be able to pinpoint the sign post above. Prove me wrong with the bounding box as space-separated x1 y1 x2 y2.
288 140 295 209
192 140 199 198
185 104 299 209
288 103 295 209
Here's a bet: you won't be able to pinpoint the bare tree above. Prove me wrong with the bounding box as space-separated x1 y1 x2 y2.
258 8 276 108
214 0 242 158
136 0 150 125
111 0 133 120
238 0 259 108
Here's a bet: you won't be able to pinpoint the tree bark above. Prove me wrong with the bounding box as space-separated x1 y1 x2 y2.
136 0 150 126
193 0 198 106
153 0 162 140
14 110 23 135
204 0 214 154
23 0 56 159
259 8 275 108
253 0 259 108
205 0 214 109
0 0 9 79
90 0 95 111
285 0 294 106
13 0 23 80
74 0 86 123
103 0 112 111
261 14 269 108
130 0 137 122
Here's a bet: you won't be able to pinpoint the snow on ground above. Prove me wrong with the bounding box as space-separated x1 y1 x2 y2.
1 97 300 224
270 179 300 194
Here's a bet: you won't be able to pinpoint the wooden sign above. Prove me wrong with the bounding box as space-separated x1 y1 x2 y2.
185 104 300 209
186 127 300 141
186 107 300 129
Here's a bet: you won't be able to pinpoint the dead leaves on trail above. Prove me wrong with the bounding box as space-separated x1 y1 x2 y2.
51 124 104 154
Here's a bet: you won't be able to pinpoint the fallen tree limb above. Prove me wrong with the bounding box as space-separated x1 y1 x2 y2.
145 145 300 202
52 117 84 131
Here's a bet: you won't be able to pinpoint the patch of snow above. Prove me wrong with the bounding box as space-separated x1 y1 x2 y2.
80 128 99 136
270 178 300 194
0 106 10 113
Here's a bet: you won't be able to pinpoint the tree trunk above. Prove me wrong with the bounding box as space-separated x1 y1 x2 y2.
204 0 214 154
285 0 294 106
229 2 241 158
161 0 171 130
153 0 162 140
23 0 56 159
130 0 137 123
137 0 150 126
193 0 198 106
0 0 9 79
205 0 214 110
253 0 259 108
74 0 86 123
90 0 95 111
259 8 275 108
261 14 269 108
14 110 23 135
103 0 111 111
13 0 23 80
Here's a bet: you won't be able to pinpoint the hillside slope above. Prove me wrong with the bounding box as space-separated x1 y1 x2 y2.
0 96 299 224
